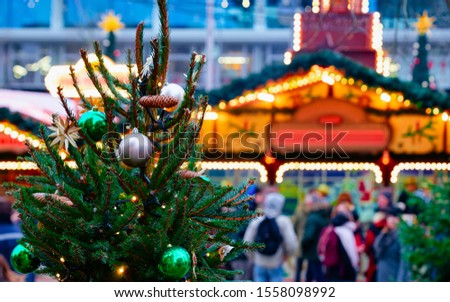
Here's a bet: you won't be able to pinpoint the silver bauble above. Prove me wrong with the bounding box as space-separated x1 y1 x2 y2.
161 83 185 112
117 128 153 167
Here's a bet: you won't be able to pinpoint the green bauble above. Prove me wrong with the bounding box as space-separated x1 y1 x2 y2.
78 109 107 141
158 246 191 280
10 244 40 274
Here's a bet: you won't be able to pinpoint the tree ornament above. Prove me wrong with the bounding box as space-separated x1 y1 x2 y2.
161 83 185 112
117 128 153 167
48 116 81 150
158 246 191 280
78 108 108 142
139 95 179 109
177 170 202 179
10 244 40 274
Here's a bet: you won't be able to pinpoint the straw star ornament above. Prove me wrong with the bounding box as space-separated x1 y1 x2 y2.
48 116 81 150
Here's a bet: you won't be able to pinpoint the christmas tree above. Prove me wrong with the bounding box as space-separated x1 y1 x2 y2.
5 0 259 282
411 11 435 89
399 181 450 281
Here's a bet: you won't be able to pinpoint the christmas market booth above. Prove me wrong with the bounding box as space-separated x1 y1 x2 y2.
202 50 450 217
200 1 450 216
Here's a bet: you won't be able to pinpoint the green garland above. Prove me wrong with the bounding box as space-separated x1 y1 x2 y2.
207 50 449 110
0 107 41 135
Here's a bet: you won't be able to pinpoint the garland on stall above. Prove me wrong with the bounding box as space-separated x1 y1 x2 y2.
207 50 449 110
0 107 41 135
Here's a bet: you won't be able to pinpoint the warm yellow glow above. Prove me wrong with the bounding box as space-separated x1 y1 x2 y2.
0 161 38 171
425 108 432 115
131 196 138 202
242 0 250 8
98 11 124 33
117 266 126 275
321 73 335 85
200 111 219 121
380 92 391 103
322 0 330 12
45 54 133 98
219 101 226 110
199 161 268 183
218 56 248 65
415 11 435 35
257 93 275 102
60 257 65 263
433 108 440 115
59 151 67 160
404 100 411 107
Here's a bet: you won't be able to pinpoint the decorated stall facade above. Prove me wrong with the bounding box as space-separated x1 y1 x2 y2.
202 1 450 212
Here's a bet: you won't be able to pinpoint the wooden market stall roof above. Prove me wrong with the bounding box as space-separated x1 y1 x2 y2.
207 50 449 110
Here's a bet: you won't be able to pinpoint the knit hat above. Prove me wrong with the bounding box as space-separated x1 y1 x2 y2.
317 184 330 196
264 192 285 218
378 191 393 206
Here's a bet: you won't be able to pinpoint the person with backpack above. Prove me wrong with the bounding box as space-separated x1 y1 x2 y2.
318 211 359 282
244 192 298 282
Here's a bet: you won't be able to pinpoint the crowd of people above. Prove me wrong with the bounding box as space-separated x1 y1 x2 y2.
231 177 429 282
0 177 429 282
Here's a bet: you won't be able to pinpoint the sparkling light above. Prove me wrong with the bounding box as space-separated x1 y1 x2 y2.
372 12 384 74
292 13 302 52
362 0 369 13
312 0 320 13
390 162 450 182
276 162 382 183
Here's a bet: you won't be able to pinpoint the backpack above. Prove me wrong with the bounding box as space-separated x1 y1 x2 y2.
255 217 283 256
317 225 339 267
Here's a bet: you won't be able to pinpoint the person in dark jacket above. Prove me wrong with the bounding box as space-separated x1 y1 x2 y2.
364 211 386 282
374 207 402 282
301 200 330 282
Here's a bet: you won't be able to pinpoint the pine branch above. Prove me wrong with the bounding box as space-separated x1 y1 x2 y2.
69 66 91 110
148 38 160 96
126 49 143 131
223 179 255 205
157 0 170 85
135 22 144 75
93 42 131 118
